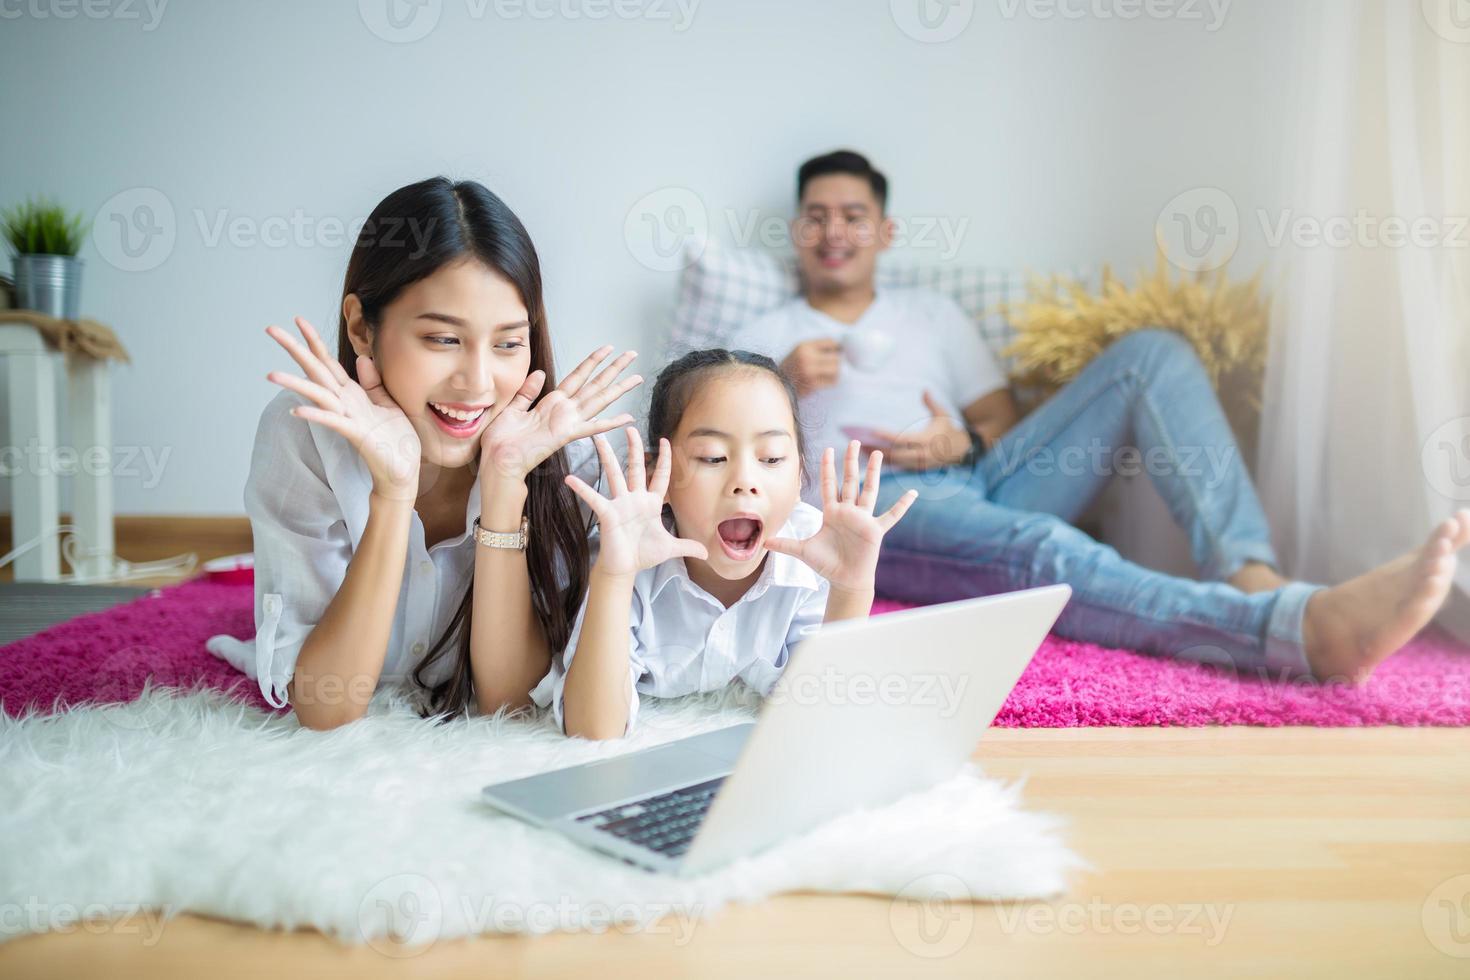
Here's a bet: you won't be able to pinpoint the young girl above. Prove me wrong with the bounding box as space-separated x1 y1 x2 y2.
530 349 920 740
207 177 641 730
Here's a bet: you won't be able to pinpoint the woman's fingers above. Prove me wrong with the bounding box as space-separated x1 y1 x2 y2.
295 317 350 387
594 434 626 496
840 440 861 503
877 489 921 532
581 349 639 399
266 324 338 391
649 437 673 497
577 372 644 419
576 412 636 442
623 427 646 491
857 449 883 511
290 405 360 444
267 371 344 415
508 370 547 413
556 345 617 396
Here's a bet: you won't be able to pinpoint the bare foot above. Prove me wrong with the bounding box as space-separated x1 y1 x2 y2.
1230 561 1287 594
1302 510 1470 684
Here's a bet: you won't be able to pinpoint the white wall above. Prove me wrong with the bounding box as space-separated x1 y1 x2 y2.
0 0 1293 515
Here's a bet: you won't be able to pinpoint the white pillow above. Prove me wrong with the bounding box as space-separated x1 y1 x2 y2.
666 241 1089 376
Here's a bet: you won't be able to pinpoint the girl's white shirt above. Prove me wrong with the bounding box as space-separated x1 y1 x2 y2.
205 389 602 710
529 501 830 737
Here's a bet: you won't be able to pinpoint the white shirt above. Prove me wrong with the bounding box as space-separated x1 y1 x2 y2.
529 501 829 736
730 288 1007 505
205 388 603 710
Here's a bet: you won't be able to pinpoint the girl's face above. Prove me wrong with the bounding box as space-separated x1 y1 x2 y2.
664 369 802 580
346 258 533 472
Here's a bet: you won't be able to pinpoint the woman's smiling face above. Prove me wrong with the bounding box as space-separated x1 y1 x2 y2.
345 258 533 472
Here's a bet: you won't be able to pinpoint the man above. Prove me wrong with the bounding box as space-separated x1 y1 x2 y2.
730 149 1470 685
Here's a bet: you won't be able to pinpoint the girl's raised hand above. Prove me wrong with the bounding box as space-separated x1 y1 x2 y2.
563 428 708 579
480 345 643 484
765 441 918 594
265 317 422 500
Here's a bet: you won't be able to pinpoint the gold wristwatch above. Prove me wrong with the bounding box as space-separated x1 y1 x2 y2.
473 516 529 551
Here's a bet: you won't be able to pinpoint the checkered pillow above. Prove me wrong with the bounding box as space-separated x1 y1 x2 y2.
666 242 1089 376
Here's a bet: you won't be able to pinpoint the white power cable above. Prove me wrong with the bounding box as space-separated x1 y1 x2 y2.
0 524 197 585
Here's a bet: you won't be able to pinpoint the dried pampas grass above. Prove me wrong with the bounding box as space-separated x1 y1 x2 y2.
999 251 1270 442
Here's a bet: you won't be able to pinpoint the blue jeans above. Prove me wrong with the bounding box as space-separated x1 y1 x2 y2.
872 329 1321 676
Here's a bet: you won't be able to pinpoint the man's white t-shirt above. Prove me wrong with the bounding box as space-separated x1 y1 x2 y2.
729 288 1007 501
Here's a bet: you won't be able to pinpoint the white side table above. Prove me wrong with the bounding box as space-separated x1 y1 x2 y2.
0 318 114 582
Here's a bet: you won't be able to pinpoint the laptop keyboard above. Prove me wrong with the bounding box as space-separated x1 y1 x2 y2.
576 776 727 859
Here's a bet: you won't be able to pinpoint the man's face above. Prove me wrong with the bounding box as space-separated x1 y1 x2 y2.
791 173 892 295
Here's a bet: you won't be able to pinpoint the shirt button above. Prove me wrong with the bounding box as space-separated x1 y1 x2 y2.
411 641 426 656
419 561 433 575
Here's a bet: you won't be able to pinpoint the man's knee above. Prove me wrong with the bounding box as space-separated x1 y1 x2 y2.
1108 328 1197 368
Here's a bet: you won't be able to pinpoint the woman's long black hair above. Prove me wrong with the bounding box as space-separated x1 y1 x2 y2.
335 176 589 722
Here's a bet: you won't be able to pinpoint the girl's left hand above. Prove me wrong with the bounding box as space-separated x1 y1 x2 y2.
765 441 919 594
479 345 643 484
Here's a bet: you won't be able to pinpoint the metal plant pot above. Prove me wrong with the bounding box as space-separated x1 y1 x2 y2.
13 253 83 320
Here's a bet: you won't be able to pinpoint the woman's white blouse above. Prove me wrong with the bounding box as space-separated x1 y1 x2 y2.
529 501 830 737
205 389 600 709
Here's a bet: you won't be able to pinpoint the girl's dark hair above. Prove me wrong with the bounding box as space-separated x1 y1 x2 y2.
647 349 808 486
335 176 588 723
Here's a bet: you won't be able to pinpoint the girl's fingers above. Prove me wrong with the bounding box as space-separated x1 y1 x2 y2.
290 405 360 444
508 370 547 413
268 371 344 415
857 449 883 511
763 537 803 560
649 437 673 497
556 345 616 396
623 427 646 491
295 317 350 387
877 489 920 532
266 324 338 391
819 447 837 508
672 536 709 562
595 434 626 496
563 474 612 516
841 440 861 503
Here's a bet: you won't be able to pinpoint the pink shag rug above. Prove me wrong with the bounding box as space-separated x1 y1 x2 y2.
1 581 1468 727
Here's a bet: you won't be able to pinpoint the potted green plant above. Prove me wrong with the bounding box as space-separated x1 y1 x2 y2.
2 196 90 320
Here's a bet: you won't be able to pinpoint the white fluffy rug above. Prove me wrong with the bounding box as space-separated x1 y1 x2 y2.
0 681 1082 949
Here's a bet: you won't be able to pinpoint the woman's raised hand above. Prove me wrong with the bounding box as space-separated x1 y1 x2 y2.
479 345 643 484
563 428 708 579
765 441 918 594
265 317 422 500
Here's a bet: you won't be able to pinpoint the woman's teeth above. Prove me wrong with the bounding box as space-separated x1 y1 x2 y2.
429 402 486 424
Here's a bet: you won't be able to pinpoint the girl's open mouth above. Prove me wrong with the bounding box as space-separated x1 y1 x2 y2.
716 515 764 562
428 401 488 439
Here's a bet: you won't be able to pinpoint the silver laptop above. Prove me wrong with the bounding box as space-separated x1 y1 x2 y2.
480 584 1070 876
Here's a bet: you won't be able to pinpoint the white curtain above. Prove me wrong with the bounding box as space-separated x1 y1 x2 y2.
1259 0 1470 633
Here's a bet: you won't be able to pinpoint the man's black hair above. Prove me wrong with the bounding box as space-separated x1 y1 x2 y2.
797 149 887 211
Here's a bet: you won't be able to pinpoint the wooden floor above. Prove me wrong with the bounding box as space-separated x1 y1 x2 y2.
2 726 1466 979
